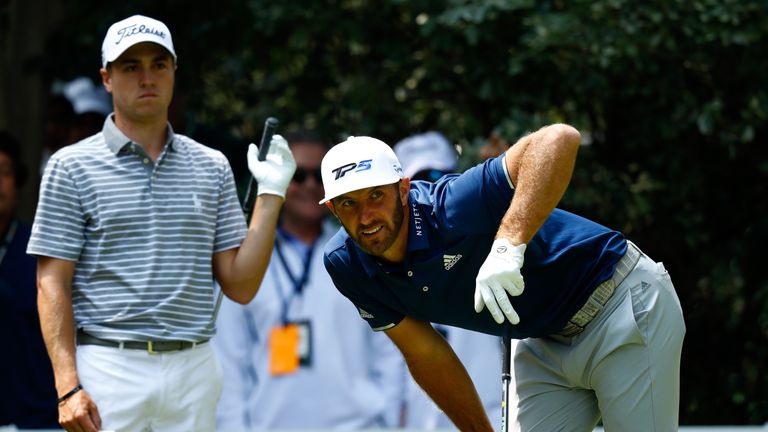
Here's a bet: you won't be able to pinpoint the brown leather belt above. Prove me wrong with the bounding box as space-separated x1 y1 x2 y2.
76 330 207 354
556 242 642 337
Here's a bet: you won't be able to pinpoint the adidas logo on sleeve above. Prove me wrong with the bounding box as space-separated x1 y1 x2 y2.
358 308 374 319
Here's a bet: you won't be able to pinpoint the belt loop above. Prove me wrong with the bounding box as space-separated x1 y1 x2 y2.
118 341 125 351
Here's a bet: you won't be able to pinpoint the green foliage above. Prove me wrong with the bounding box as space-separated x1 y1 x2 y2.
40 0 768 424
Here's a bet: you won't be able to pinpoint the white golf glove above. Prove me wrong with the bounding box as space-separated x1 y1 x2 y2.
247 134 296 199
474 239 526 324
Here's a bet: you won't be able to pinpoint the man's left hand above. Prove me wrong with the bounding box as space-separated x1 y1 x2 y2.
474 239 526 324
247 134 296 198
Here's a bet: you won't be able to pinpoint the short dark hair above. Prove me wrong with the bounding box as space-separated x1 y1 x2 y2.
283 129 328 149
0 131 28 188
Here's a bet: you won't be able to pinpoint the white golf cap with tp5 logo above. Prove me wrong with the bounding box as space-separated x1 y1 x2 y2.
101 15 176 68
319 136 404 204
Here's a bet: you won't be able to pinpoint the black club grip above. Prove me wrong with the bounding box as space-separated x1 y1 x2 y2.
242 117 279 216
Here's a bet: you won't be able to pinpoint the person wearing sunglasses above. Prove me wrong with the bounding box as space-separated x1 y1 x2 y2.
213 130 406 430
291 165 323 183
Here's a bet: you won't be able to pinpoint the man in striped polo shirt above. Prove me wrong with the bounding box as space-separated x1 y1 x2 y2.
27 15 296 432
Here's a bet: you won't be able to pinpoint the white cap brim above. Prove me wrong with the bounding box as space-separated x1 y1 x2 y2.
319 175 402 205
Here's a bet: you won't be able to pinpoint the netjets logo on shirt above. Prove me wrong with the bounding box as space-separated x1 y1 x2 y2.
443 254 462 270
358 308 374 319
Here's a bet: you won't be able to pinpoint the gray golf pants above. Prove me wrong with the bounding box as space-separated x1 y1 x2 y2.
510 250 686 432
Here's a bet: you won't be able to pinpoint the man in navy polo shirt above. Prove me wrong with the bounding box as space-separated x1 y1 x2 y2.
320 126 685 432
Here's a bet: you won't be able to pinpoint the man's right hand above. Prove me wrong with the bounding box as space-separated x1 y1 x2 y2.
59 389 102 432
474 238 526 324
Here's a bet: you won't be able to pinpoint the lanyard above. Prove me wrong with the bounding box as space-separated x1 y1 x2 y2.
274 231 315 324
0 219 18 266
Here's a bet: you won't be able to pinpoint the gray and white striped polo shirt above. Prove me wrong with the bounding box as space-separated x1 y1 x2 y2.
27 117 247 342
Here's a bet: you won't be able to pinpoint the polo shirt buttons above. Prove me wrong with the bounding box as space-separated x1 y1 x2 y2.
407 271 413 277
422 286 429 292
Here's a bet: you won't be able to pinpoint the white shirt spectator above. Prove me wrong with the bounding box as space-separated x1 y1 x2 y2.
213 219 406 431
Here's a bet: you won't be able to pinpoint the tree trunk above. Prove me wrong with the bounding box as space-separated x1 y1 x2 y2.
0 0 65 223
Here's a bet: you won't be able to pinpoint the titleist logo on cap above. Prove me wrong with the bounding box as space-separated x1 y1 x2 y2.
115 24 166 45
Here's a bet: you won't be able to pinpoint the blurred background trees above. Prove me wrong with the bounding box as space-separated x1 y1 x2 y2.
2 0 766 424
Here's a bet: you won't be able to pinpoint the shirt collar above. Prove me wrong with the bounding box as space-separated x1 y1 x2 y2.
102 115 178 155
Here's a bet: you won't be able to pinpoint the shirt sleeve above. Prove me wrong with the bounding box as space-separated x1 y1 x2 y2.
213 156 247 253
323 253 404 332
430 153 515 235
26 157 85 260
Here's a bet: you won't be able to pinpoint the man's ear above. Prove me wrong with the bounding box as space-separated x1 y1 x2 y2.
325 201 337 217
399 178 410 206
99 68 112 94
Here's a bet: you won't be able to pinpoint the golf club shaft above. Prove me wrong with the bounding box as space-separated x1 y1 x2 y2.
500 325 512 432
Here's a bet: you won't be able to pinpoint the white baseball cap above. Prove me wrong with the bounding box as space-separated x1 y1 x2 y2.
101 15 176 68
319 136 404 204
393 131 457 178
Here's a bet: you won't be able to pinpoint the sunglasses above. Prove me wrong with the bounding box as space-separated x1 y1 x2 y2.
292 167 323 183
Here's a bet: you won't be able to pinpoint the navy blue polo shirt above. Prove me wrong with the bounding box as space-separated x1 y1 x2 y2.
0 220 58 427
323 154 627 338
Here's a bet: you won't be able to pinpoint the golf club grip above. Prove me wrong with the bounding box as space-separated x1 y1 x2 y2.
501 327 512 374
242 117 279 214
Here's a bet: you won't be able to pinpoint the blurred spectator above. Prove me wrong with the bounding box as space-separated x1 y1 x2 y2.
393 131 507 430
212 130 406 430
0 131 58 429
40 94 75 175
478 129 511 161
39 77 112 175
393 131 458 181
61 76 112 142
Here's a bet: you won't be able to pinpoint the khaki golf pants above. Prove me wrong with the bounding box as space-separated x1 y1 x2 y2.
510 252 686 432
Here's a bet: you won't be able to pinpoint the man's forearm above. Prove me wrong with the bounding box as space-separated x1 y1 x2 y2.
38 276 79 395
217 194 283 304
388 319 494 431
498 123 580 244
406 345 494 432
